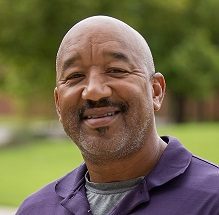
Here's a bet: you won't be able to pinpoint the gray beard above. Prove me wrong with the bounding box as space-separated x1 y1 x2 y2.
62 109 153 165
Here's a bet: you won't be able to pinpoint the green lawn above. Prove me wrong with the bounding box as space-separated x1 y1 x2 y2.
0 123 218 207
158 123 219 164
0 139 83 207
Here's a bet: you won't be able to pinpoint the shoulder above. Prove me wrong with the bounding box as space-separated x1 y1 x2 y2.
15 180 59 215
16 164 87 215
181 156 219 213
182 155 219 197
190 155 218 178
189 155 219 185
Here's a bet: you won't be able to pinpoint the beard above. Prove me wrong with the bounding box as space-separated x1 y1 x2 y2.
61 98 153 165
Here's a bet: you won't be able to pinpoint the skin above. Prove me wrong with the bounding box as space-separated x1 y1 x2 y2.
55 16 166 183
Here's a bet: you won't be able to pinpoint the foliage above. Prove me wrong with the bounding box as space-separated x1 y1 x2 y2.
0 0 219 118
166 30 219 99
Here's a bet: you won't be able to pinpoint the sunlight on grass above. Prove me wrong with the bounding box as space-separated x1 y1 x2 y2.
0 139 83 206
158 123 219 164
0 122 218 206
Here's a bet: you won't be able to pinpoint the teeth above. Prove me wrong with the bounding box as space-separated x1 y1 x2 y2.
86 112 115 119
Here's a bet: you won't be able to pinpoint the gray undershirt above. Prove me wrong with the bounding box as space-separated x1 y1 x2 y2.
85 172 144 215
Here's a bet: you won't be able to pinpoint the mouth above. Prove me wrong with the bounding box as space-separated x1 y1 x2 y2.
84 111 120 119
82 107 121 129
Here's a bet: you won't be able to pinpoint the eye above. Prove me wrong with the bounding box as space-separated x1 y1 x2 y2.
66 72 84 80
61 72 85 86
106 68 130 77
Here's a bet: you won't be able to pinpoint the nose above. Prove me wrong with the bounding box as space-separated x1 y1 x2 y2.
82 72 112 101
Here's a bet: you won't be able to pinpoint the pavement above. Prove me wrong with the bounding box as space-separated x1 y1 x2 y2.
0 207 17 215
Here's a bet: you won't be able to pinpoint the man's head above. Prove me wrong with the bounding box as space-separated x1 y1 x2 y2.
55 16 165 164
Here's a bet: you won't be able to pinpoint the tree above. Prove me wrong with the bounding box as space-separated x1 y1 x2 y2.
166 30 219 122
0 0 218 121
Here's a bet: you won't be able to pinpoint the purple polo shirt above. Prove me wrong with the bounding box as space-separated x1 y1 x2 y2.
16 137 219 215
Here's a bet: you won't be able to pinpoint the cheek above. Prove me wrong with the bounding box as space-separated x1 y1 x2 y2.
112 79 152 102
117 81 154 116
58 86 83 112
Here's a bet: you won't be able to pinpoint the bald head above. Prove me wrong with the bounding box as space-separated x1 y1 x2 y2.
56 16 155 79
54 16 166 164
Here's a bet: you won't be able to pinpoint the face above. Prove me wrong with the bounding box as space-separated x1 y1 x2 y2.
55 22 164 164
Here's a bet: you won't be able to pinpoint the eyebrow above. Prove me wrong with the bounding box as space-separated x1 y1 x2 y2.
61 51 129 71
104 51 130 63
62 54 80 71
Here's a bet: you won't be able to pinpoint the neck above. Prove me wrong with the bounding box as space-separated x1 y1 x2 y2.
84 136 167 183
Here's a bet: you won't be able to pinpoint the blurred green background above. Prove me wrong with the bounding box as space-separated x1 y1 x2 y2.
0 0 219 208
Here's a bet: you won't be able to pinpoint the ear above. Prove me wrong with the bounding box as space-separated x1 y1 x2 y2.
151 73 166 111
54 87 62 123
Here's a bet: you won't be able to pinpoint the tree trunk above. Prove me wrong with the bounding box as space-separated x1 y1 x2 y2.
173 94 187 123
213 93 219 121
196 100 205 121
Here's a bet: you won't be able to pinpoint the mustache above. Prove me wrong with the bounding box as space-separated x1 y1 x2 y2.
78 98 129 119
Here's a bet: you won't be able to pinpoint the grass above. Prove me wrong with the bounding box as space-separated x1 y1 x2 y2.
158 122 219 164
0 122 218 207
0 139 83 207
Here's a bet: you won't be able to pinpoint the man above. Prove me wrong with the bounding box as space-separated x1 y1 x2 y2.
16 16 219 215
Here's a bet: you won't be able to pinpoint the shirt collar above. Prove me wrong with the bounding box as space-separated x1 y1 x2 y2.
55 136 192 198
55 163 87 198
146 136 192 190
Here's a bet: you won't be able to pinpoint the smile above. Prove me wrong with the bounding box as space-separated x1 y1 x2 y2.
82 107 121 129
85 111 119 119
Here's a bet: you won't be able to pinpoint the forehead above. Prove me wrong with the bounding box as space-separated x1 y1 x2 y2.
60 27 133 61
63 45 130 72
58 22 140 62
64 19 130 45
56 28 140 78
